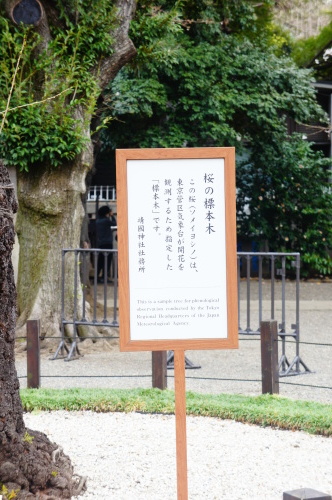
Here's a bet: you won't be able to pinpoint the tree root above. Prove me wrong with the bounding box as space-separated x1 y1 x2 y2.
0 430 87 499
51 446 63 463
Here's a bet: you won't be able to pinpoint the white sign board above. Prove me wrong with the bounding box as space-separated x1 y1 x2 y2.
116 148 238 351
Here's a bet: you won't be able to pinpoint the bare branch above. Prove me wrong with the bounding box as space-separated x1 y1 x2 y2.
0 88 73 116
0 35 26 134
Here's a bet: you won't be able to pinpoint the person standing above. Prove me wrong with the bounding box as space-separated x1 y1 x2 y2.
95 205 116 282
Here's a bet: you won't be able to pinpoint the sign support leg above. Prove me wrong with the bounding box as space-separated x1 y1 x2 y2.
174 349 188 500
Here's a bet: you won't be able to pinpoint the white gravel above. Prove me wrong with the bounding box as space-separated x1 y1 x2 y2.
24 410 332 500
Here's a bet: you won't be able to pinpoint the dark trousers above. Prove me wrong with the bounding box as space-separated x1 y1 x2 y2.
97 244 113 279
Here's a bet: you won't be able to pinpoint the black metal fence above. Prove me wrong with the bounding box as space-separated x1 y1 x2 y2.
237 252 309 376
53 250 309 378
40 250 332 402
52 248 119 361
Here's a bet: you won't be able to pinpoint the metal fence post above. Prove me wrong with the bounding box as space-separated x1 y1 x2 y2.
27 320 40 389
260 320 279 395
152 351 167 390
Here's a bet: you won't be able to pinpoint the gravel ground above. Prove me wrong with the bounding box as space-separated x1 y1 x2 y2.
24 410 332 500
19 281 332 499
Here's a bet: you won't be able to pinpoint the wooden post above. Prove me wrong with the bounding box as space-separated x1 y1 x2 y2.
174 350 188 500
260 320 279 395
27 320 40 389
152 351 167 390
116 148 238 497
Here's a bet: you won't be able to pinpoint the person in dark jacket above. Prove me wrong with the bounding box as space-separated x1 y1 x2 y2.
96 205 116 282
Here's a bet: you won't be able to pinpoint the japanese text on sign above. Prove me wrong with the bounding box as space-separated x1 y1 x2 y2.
127 157 228 341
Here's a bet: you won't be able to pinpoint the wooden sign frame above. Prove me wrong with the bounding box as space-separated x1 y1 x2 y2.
116 147 238 352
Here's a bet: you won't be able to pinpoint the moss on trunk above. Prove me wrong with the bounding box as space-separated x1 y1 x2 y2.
16 148 92 338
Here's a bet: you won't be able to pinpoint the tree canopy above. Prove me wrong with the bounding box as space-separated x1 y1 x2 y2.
101 0 332 276
0 0 331 282
0 0 123 171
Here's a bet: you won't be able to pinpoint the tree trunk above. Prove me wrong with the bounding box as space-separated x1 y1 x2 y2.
0 0 136 496
15 136 93 339
8 0 137 340
0 161 85 499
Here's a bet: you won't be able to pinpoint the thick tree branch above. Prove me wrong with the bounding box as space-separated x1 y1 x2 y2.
98 0 137 90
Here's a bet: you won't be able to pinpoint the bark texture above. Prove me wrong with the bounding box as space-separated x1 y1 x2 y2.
4 0 137 339
98 0 137 88
0 161 85 499
16 130 93 338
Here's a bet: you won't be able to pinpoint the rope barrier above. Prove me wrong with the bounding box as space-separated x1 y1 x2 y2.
17 373 332 391
239 338 260 341
296 341 332 347
171 376 261 383
16 336 120 340
279 381 332 390
17 337 332 347
18 374 152 379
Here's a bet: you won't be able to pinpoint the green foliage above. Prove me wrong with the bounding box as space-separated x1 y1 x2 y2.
20 388 332 436
54 0 115 66
101 0 331 276
236 135 332 276
23 431 34 443
0 484 19 500
292 21 332 69
1 106 84 168
0 1 116 171
106 38 321 149
107 77 168 117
